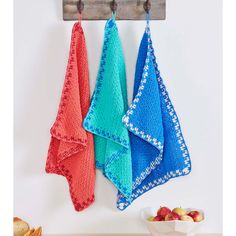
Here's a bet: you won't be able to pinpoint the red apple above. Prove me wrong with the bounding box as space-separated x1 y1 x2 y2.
165 212 181 221
187 211 204 222
153 215 164 221
172 207 187 216
157 207 171 218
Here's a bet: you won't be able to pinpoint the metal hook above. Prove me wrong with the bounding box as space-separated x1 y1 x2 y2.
77 0 84 14
110 0 118 14
143 0 151 14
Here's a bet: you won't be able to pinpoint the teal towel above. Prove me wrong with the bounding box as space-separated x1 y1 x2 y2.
83 16 132 199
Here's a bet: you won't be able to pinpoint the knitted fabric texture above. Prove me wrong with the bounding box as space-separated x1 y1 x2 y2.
83 17 132 199
117 24 191 210
45 22 96 211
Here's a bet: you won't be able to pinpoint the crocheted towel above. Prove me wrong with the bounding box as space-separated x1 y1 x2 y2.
117 24 191 210
83 17 132 199
45 22 95 211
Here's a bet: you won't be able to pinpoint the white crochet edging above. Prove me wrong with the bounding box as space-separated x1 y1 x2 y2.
122 27 165 192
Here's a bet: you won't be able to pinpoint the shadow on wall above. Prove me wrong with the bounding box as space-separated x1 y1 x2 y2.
14 23 70 213
15 24 68 176
53 0 63 20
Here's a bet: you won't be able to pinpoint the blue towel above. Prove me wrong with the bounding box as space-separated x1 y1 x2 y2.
117 24 191 210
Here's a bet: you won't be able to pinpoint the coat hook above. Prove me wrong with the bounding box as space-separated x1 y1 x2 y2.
110 0 118 13
77 0 84 14
143 0 151 13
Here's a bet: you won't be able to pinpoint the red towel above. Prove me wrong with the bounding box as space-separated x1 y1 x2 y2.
45 21 95 211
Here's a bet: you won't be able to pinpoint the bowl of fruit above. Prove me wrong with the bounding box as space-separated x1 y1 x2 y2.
141 206 204 236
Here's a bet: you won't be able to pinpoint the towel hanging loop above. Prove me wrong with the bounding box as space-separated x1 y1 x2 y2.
110 0 118 14
143 0 151 13
77 0 84 14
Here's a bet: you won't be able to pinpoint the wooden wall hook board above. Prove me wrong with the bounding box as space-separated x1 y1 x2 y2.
77 0 84 14
143 0 151 13
110 0 118 13
63 0 166 21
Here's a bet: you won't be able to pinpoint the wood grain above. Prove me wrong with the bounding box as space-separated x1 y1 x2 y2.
63 0 166 20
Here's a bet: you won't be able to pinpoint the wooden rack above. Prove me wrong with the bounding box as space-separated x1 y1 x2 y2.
63 0 166 21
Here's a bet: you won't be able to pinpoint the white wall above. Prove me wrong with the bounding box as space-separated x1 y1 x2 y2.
14 0 222 234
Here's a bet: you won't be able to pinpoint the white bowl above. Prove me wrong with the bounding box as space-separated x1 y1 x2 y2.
141 207 204 236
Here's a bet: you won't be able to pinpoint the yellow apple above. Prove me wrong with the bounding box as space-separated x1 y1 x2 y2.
172 207 187 216
147 216 155 222
180 215 194 222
